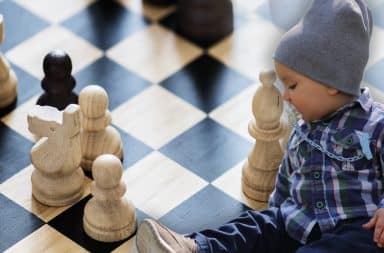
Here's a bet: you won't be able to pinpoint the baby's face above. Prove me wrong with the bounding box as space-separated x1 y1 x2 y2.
274 61 338 122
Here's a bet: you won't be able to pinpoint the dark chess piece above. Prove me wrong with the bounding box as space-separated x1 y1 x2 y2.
177 0 234 44
144 0 177 6
37 50 78 110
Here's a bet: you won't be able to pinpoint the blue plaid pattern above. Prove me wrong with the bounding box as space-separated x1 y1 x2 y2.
269 88 384 244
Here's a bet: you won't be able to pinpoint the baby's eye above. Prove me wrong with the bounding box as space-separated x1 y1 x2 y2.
288 83 297 90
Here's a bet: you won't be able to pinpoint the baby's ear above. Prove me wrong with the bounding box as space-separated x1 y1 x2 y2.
327 87 339 95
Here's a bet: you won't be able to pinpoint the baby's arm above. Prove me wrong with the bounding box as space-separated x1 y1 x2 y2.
362 128 384 247
268 153 292 207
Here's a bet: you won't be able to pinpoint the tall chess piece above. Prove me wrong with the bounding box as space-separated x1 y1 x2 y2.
0 15 18 116
242 71 288 202
79 85 123 172
83 154 137 242
177 0 234 44
37 50 78 110
28 104 85 206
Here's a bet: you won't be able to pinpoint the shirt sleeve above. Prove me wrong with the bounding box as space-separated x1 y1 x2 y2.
268 152 292 208
378 129 384 209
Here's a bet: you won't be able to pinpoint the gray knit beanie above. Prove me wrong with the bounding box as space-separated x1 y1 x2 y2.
274 0 372 96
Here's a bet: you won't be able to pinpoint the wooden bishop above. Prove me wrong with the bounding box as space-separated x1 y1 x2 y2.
28 104 84 206
79 85 123 172
0 15 17 116
242 71 288 202
83 154 136 242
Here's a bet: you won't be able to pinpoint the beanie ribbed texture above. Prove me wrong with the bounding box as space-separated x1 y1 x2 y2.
274 0 372 96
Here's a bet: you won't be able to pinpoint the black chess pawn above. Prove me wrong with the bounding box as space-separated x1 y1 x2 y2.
37 50 78 110
177 0 234 44
144 0 177 6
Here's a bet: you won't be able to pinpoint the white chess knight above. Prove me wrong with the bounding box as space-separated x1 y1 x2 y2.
79 85 123 171
28 104 84 206
0 15 17 110
242 71 289 202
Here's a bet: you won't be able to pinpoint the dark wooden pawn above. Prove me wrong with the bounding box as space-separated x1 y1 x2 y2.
177 0 234 44
144 0 177 6
37 50 78 110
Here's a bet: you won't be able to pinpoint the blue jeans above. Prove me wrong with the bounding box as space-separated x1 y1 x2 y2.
187 207 382 253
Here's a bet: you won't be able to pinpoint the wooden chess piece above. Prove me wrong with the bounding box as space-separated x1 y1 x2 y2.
242 71 288 202
83 154 137 242
28 104 84 206
37 50 78 110
0 15 18 116
79 85 123 172
144 0 177 6
177 0 234 44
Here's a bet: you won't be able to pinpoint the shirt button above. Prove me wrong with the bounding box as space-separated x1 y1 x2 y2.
314 172 321 179
316 201 324 209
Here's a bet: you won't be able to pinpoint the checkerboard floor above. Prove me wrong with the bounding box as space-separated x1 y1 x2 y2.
0 0 383 252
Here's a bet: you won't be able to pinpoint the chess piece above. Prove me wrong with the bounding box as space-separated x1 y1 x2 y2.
83 154 137 242
144 0 177 6
242 71 288 202
177 0 234 44
79 85 123 172
37 50 78 110
0 15 18 116
28 104 84 206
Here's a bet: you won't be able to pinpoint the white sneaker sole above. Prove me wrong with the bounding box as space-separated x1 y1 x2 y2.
136 219 175 253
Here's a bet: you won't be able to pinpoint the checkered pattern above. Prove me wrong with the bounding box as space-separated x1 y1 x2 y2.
0 0 383 252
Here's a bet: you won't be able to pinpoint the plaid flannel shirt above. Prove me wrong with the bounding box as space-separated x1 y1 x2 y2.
269 88 384 244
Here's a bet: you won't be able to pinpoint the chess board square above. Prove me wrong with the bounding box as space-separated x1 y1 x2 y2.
0 0 49 52
61 0 150 50
159 184 251 234
0 123 33 183
208 15 284 81
0 194 44 253
212 161 268 211
4 225 87 253
112 85 205 149
255 0 310 31
363 82 384 104
14 0 96 24
111 236 138 253
372 2 384 29
158 7 250 49
118 0 176 21
106 24 203 83
74 56 151 110
160 118 253 182
209 84 259 140
364 59 384 91
115 125 153 170
160 55 254 113
367 27 384 68
122 151 208 219
9 64 41 106
0 165 92 222
49 195 149 253
5 26 103 79
1 96 39 142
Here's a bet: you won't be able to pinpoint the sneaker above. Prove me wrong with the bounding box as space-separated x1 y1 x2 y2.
136 219 198 253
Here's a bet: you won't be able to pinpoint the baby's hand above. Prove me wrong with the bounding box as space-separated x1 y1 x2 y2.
363 208 384 247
